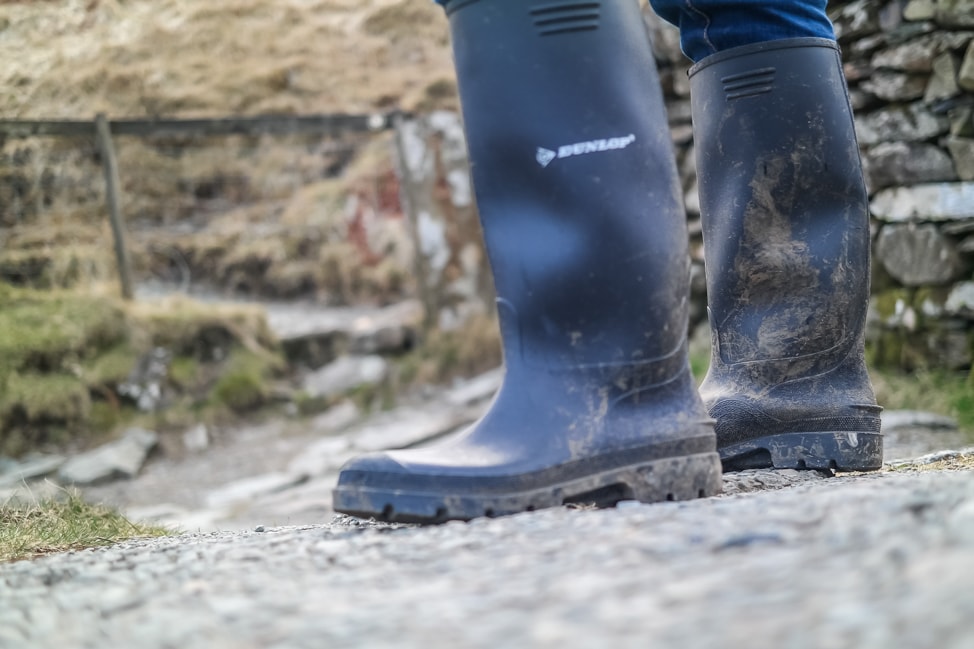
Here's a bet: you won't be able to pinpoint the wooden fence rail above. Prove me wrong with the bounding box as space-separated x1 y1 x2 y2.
0 112 403 140
0 111 402 300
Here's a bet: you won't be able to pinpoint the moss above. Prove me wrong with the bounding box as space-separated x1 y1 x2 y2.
168 355 201 390
872 288 912 321
83 342 138 387
128 296 276 359
871 367 974 434
0 372 91 455
0 288 127 380
87 401 123 435
1 372 91 424
208 348 282 413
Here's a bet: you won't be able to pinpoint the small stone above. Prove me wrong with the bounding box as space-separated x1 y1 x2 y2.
182 424 209 453
944 281 974 316
904 0 936 21
254 525 266 533
301 355 389 401
874 224 966 286
925 53 961 102
936 0 974 27
946 137 974 180
960 42 974 91
832 0 881 40
870 182 974 221
950 106 974 137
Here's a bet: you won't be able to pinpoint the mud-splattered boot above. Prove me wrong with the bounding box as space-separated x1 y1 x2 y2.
690 38 883 472
332 0 721 523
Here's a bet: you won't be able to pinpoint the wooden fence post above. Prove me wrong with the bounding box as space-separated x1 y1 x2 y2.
94 113 134 301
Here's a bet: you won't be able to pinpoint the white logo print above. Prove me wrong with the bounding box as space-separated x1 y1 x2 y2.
535 134 637 167
536 147 557 168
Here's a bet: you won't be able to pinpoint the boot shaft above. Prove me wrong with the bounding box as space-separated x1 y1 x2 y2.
690 38 871 373
446 0 693 378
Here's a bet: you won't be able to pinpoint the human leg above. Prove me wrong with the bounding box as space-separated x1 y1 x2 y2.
333 0 721 523
648 0 835 62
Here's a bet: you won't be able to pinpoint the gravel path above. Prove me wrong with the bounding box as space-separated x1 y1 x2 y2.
3 464 973 649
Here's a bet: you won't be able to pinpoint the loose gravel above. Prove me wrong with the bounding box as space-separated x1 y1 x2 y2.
3 468 973 649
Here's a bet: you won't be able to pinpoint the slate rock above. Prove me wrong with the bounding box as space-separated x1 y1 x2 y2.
904 0 936 21
301 355 389 401
946 137 974 180
861 71 928 101
863 142 957 190
871 182 974 221
58 428 158 486
925 52 961 102
944 281 974 316
855 103 949 145
950 106 974 137
832 0 881 40
0 454 67 489
875 224 967 286
936 0 974 27
962 42 974 90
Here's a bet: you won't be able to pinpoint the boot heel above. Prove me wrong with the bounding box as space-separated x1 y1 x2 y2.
624 452 723 503
721 432 883 473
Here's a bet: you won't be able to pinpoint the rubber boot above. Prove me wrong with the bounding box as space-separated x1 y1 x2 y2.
332 0 721 523
689 38 882 472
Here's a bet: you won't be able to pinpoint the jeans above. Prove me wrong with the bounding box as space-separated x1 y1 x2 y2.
435 0 835 63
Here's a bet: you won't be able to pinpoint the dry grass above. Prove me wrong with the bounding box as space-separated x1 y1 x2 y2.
886 452 974 473
0 487 169 563
0 0 454 119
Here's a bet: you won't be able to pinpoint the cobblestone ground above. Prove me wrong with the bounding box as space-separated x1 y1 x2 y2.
3 465 974 649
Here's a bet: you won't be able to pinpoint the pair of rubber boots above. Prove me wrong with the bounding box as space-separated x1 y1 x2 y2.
333 0 883 523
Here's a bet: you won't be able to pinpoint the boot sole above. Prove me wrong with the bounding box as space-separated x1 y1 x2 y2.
720 431 883 473
333 451 722 524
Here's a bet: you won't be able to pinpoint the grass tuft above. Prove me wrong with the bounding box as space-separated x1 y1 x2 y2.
0 488 170 564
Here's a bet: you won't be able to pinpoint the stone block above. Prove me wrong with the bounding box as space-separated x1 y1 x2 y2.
875 223 967 285
832 0 881 40
863 142 957 190
57 428 158 486
960 42 974 90
855 103 949 145
301 355 389 401
936 0 974 27
949 107 974 137
872 32 974 71
924 52 961 102
862 71 929 101
871 182 974 221
946 137 974 180
904 0 937 21
945 281 974 316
